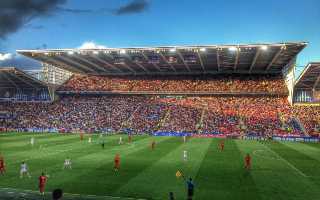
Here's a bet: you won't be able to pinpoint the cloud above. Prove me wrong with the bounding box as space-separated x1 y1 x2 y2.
0 0 66 39
58 0 149 15
0 53 13 61
0 0 150 39
77 41 107 49
114 0 149 15
25 24 46 30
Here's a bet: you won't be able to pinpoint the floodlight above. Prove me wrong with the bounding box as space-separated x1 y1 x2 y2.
228 47 237 51
260 45 268 50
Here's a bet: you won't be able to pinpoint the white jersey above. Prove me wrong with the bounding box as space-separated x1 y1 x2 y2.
183 136 186 143
30 138 34 145
183 150 187 160
64 159 71 165
119 137 123 144
21 163 28 172
88 137 92 143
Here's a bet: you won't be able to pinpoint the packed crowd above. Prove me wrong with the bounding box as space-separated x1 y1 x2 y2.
294 106 320 137
0 95 308 136
58 74 288 94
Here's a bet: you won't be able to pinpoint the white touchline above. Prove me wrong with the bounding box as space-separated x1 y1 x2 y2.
262 145 309 178
0 187 146 200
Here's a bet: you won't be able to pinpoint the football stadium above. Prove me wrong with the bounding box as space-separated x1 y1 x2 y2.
0 42 319 200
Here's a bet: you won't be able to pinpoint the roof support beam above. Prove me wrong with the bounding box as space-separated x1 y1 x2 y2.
216 50 221 71
249 49 261 72
0 72 21 90
74 54 111 73
197 51 205 72
92 55 124 73
104 54 136 73
41 56 84 74
57 55 96 73
158 52 177 72
5 71 38 89
122 63 138 74
123 54 150 73
265 47 284 71
176 50 191 72
140 52 162 72
233 48 240 70
313 76 320 90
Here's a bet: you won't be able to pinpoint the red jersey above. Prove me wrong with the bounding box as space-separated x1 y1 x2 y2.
0 158 4 168
114 155 120 164
39 175 47 186
245 155 251 163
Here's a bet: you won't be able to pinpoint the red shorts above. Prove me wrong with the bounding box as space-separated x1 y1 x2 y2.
0 166 5 172
114 163 120 168
39 185 45 193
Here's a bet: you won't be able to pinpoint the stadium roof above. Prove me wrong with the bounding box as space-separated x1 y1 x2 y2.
295 62 320 90
0 67 48 89
17 42 307 75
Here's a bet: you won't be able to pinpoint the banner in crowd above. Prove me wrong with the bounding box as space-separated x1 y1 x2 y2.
153 132 239 138
272 135 319 143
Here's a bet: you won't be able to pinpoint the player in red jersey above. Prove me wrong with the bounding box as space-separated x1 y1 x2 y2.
114 154 120 171
0 154 5 175
151 140 156 150
219 141 225 151
39 172 48 196
245 153 251 170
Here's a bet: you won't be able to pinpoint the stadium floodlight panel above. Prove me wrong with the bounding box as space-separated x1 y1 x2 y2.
93 51 99 55
67 51 74 55
199 48 206 52
260 45 268 50
228 46 237 51
169 48 176 52
120 49 126 54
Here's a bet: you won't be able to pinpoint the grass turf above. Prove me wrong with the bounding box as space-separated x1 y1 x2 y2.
0 133 319 200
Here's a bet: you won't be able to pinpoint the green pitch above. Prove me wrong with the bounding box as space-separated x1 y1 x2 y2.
0 133 319 200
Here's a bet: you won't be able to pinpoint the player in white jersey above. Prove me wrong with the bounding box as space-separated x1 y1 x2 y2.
88 137 92 143
30 137 35 147
119 136 123 145
20 162 31 178
183 150 188 161
183 136 186 143
63 157 72 169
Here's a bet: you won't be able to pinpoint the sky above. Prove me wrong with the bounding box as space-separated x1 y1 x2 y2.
0 0 319 75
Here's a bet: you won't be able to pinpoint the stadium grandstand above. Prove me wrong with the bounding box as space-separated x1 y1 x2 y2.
0 41 320 200
0 42 317 138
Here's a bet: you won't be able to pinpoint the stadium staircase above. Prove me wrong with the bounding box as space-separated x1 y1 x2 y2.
120 105 141 130
154 109 171 132
294 117 308 136
196 107 207 134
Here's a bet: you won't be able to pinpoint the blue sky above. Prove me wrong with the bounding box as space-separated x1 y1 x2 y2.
0 0 319 74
